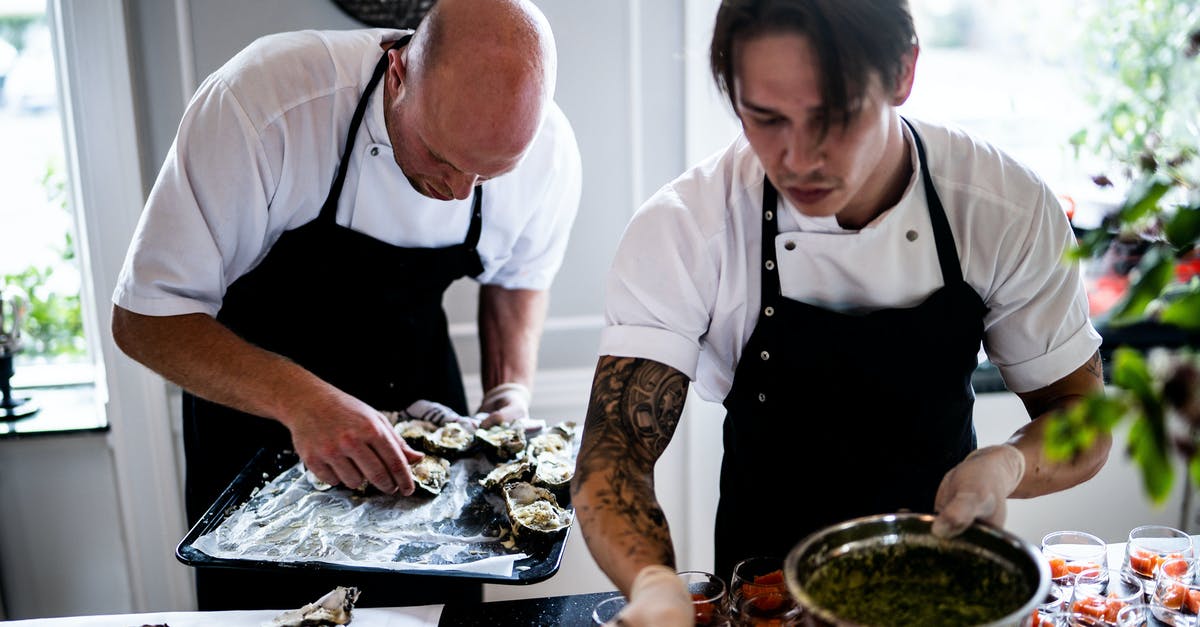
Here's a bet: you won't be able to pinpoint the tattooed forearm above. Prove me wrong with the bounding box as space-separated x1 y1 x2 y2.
572 355 689 568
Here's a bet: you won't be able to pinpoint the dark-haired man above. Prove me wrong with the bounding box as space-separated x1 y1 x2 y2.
571 1 1107 624
111 0 580 610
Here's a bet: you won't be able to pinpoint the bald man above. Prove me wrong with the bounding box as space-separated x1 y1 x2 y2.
111 0 581 609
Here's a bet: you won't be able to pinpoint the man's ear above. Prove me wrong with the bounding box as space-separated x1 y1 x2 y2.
891 45 919 106
386 47 408 97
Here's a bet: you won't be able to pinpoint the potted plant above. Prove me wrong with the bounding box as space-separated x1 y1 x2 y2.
1047 1 1200 518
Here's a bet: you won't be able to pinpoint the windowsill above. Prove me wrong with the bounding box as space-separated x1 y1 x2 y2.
9 361 96 389
0 382 108 439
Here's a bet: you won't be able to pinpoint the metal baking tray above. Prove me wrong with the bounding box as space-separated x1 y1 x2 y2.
176 447 570 584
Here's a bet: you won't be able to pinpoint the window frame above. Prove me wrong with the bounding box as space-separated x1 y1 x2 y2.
52 0 192 610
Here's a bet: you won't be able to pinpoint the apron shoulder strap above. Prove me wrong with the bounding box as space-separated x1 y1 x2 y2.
902 117 964 285
318 34 413 224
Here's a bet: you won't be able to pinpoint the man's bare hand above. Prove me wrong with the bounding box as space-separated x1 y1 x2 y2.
286 391 424 495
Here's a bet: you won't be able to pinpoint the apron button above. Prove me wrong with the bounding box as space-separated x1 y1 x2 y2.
784 240 796 251
765 210 774 221
765 260 775 271
370 147 380 156
760 351 770 361
764 306 775 317
906 229 918 241
757 393 766 403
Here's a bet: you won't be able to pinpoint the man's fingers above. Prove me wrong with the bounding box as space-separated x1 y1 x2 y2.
932 492 994 538
305 461 339 490
369 439 416 496
327 456 366 491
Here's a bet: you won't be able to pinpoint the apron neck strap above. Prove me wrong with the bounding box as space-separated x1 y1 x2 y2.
902 117 963 285
319 34 412 224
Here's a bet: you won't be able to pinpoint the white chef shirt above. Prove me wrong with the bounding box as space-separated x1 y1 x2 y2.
113 28 582 317
599 117 1101 399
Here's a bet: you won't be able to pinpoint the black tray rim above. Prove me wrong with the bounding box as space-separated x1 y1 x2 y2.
175 447 570 585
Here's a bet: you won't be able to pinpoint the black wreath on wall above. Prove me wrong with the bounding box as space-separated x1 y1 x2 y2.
331 0 437 29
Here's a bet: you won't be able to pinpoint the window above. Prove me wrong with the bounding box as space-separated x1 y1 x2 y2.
0 5 93 389
900 0 1124 227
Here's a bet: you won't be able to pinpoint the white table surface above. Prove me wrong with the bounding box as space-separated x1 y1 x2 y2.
0 605 444 626
5 536 1197 626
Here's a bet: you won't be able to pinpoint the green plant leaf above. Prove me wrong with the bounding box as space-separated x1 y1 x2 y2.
1107 247 1177 324
1128 414 1174 503
1069 229 1116 260
1160 290 1200 330
1117 177 1173 225
1043 392 1127 461
1112 348 1156 402
1164 205 1200 252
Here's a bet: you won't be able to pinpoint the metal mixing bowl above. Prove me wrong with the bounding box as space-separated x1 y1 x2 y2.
783 513 1049 627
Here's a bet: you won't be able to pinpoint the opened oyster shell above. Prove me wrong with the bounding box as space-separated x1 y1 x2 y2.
475 424 527 461
479 458 534 491
533 455 574 495
549 420 579 441
268 585 359 626
503 481 572 540
423 422 477 458
412 454 451 496
527 431 572 461
395 419 437 445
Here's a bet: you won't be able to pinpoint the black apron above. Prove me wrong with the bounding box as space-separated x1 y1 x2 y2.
182 36 485 609
714 119 989 581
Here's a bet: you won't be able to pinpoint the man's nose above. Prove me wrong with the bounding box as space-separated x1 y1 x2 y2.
782 127 825 174
447 171 479 200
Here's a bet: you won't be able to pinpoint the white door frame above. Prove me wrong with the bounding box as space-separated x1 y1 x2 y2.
53 0 194 611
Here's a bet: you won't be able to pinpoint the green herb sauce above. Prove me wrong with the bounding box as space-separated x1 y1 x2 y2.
804 543 1030 626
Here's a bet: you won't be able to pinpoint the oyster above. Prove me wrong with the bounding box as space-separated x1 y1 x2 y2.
412 454 451 496
475 424 527 462
423 422 478 458
479 458 534 491
549 420 579 441
527 431 572 461
395 419 437 444
268 585 360 626
503 481 572 541
533 455 574 495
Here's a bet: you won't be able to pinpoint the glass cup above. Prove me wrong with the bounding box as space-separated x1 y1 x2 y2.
1149 557 1200 626
1057 611 1111 626
1032 583 1070 627
591 594 628 626
1114 602 1150 626
679 570 732 627
1044 530 1109 587
735 589 801 626
729 556 787 619
1121 524 1195 587
1067 566 1143 625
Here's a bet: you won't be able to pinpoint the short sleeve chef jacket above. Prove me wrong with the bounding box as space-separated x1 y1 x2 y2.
113 28 582 318
598 118 1101 399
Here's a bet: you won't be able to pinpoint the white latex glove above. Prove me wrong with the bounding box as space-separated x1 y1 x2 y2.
608 565 693 627
397 399 480 429
476 382 533 429
932 444 1026 538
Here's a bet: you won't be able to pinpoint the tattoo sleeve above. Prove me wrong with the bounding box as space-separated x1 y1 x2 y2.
572 356 689 569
